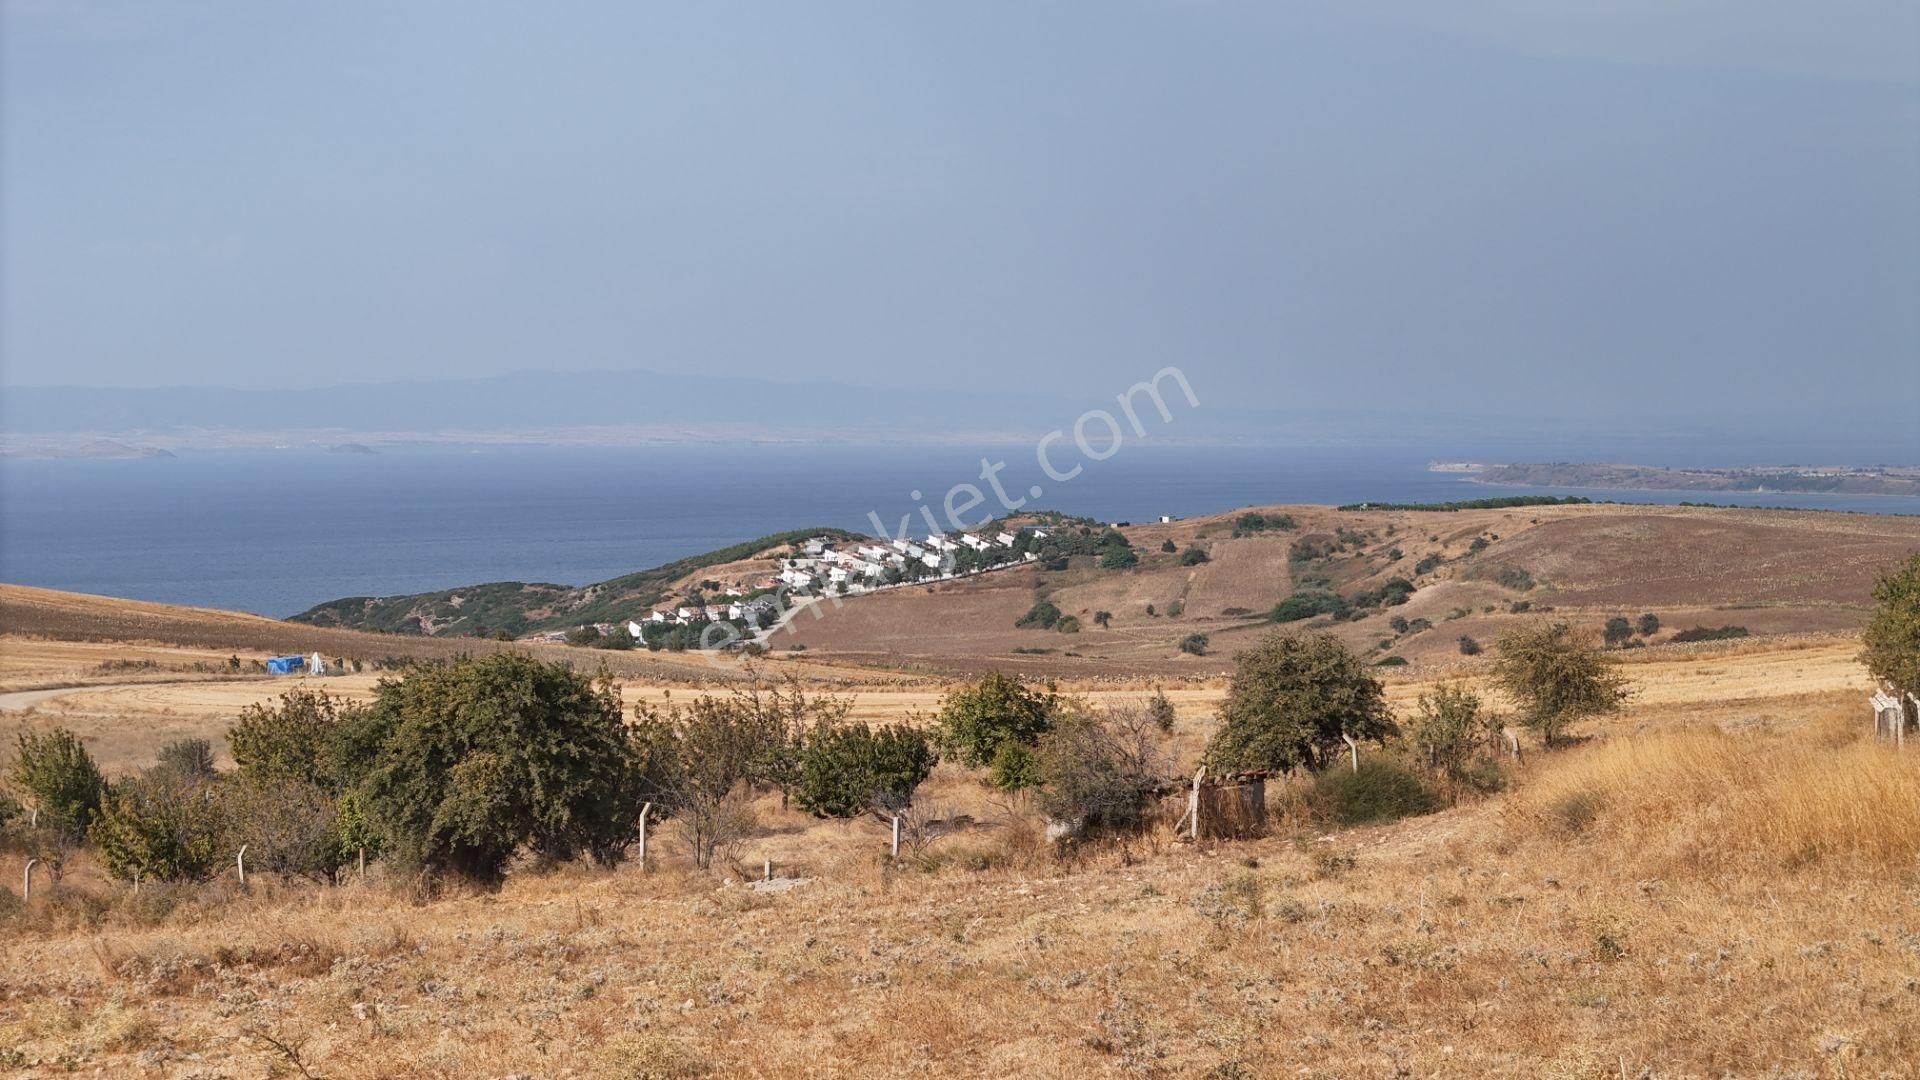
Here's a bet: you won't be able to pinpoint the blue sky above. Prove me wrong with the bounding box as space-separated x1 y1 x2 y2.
3 1 1915 429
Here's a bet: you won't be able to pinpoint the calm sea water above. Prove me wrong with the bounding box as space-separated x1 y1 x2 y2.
4 443 1917 618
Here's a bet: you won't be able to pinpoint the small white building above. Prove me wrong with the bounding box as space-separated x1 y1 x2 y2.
960 534 990 551
626 620 646 638
996 532 1017 547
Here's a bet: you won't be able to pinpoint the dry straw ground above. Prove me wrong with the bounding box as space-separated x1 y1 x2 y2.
3 637 1918 1076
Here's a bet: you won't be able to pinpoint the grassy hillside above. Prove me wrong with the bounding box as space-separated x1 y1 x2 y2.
291 526 865 637
783 502 1920 675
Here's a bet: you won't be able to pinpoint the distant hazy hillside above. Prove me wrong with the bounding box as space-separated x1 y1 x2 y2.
1480 463 1920 496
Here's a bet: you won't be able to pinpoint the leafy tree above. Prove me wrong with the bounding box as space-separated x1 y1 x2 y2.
350 655 646 883
90 766 225 883
1178 633 1209 656
1389 615 1411 634
565 625 603 646
792 721 934 817
229 688 352 789
1034 702 1170 831
933 672 1059 772
1205 631 1396 773
1094 610 1113 628
1861 554 1920 701
1178 545 1209 566
220 777 350 883
1636 613 1661 636
1457 635 1482 656
1269 591 1348 623
1015 599 1062 630
1099 545 1139 570
1414 554 1444 575
1161 539 1178 553
1491 623 1629 746
1603 616 1634 647
1055 614 1082 633
9 729 105 846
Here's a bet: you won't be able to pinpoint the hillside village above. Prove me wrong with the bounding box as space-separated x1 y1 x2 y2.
552 525 1054 645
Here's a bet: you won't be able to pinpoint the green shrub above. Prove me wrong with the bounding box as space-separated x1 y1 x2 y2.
1636 613 1661 636
154 739 216 781
989 740 1040 790
1269 592 1348 623
348 654 646 883
1457 635 1482 656
1015 600 1062 630
1603 616 1634 647
1312 758 1441 825
1670 625 1751 643
1161 539 1178 553
793 722 934 817
1494 566 1536 591
932 672 1059 770
1099 545 1139 570
1179 546 1210 566
89 770 226 883
1232 512 1296 537
1178 634 1209 656
1374 656 1409 667
1414 554 1444 575
1055 615 1082 634
1206 630 1396 773
229 689 353 789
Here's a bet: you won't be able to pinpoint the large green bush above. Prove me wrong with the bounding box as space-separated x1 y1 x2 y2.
932 672 1060 772
793 722 934 817
349 654 647 883
1205 630 1396 773
1312 758 1440 825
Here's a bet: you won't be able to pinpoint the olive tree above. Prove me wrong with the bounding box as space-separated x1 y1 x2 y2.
1205 630 1396 773
9 729 106 874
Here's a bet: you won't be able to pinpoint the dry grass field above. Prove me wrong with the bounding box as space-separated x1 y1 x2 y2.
3 693 1916 1078
3 501 1918 1078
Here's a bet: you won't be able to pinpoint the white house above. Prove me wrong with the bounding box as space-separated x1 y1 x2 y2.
626 620 646 638
676 606 701 621
649 610 672 623
920 552 943 569
996 532 1017 547
960 533 990 551
890 538 914 554
927 535 958 552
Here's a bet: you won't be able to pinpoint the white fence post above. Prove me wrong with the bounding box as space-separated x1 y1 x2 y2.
890 814 901 859
1342 733 1359 773
1188 766 1206 841
236 845 247 888
638 802 653 870
22 858 37 902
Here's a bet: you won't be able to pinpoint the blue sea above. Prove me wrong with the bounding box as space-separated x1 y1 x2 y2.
4 443 1917 618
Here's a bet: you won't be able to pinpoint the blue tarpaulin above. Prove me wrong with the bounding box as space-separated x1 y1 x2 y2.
266 655 306 675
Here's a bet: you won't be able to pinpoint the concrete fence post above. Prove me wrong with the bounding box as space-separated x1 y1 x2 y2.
1342 733 1359 773
22 858 37 902
891 815 901 859
236 845 247 889
1188 766 1206 841
638 802 653 870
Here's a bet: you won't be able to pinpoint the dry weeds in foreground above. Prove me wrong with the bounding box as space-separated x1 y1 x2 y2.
4 714 1919 1078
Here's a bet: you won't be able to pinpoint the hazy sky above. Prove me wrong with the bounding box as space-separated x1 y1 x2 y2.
4 2 1916 425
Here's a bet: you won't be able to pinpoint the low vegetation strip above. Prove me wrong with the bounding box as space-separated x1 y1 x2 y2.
1336 495 1594 512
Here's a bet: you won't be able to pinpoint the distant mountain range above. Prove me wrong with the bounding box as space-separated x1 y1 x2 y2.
0 368 1477 449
